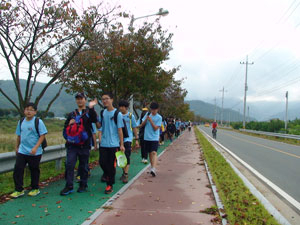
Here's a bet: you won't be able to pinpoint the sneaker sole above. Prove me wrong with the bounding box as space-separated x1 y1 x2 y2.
105 190 113 194
28 191 40 197
60 190 74 196
11 193 25 198
150 171 156 177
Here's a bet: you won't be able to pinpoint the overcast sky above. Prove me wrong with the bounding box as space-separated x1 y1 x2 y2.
110 0 300 108
1 0 300 111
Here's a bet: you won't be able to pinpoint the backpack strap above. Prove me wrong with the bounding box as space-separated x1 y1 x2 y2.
100 109 104 125
113 109 119 125
19 117 25 133
35 117 40 137
129 112 132 131
74 108 88 119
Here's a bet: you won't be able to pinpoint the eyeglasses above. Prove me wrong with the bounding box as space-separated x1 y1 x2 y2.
101 97 110 101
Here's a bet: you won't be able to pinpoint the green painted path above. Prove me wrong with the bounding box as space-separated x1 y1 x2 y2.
0 140 173 225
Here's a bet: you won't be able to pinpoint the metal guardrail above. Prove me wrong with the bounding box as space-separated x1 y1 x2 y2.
0 144 66 174
239 129 300 140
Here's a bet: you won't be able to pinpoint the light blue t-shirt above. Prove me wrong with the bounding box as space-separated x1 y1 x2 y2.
175 121 181 129
92 123 97 134
142 113 162 141
99 109 123 148
122 112 138 143
16 117 48 156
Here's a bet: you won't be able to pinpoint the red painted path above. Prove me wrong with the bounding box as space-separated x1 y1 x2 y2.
90 129 217 225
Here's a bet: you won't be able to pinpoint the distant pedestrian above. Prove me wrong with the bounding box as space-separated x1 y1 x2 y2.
118 100 139 183
175 118 181 137
60 93 99 196
188 121 192 132
99 93 125 194
10 102 48 198
166 119 176 142
140 102 162 177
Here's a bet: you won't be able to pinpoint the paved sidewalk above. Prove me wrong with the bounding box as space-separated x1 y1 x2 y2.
89 129 217 225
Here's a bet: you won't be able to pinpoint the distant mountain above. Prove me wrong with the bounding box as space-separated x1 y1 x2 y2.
2 79 299 120
0 79 80 117
185 100 251 122
187 99 300 122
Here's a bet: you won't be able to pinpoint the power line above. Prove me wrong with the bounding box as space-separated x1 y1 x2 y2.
253 76 300 97
254 62 300 94
277 0 299 24
282 1 300 23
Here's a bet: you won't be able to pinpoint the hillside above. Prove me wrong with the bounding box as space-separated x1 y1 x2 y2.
186 100 249 122
0 79 79 116
2 79 298 121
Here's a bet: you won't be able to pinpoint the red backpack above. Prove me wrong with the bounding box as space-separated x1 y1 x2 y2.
65 110 89 145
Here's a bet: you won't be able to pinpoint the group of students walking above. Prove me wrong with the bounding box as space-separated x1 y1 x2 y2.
10 92 163 198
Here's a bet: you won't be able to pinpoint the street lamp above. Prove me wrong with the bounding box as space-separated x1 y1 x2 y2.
129 8 169 113
130 8 169 27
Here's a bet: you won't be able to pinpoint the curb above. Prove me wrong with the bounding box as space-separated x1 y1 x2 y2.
203 160 227 225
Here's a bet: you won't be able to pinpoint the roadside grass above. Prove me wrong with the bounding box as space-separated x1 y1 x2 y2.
195 128 280 225
0 150 99 196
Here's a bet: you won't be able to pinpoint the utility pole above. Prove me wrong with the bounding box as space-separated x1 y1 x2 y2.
247 106 250 122
285 91 288 132
214 97 217 122
219 86 227 126
240 55 254 129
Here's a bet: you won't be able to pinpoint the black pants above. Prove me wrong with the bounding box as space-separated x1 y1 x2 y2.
160 131 165 142
13 153 42 192
167 132 174 141
124 142 132 165
65 146 90 188
99 147 118 186
139 138 148 159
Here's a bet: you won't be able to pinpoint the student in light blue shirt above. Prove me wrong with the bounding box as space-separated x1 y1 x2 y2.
98 92 125 194
140 102 162 177
118 100 139 183
175 118 181 137
10 102 47 199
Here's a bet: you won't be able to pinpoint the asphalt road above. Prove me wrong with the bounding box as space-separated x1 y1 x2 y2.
200 126 300 203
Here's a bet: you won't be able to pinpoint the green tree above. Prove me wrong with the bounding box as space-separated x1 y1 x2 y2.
63 19 177 110
0 0 118 117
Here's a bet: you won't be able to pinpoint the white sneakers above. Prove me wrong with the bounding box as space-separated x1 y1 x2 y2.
150 168 156 177
141 158 148 164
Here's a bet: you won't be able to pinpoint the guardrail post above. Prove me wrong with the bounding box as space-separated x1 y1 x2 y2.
55 158 62 170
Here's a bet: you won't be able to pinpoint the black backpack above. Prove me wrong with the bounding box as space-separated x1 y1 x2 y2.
20 117 48 151
100 109 129 138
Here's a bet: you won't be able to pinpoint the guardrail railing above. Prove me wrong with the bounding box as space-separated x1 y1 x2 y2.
239 129 300 140
0 144 66 174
